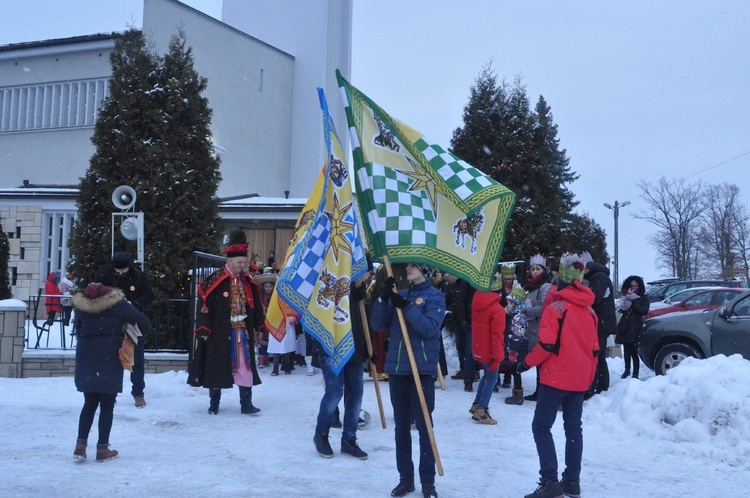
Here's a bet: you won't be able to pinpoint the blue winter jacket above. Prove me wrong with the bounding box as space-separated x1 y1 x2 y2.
73 288 151 394
371 279 445 376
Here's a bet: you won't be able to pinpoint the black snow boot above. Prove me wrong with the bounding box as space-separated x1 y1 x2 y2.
239 386 260 414
208 388 221 415
524 477 563 498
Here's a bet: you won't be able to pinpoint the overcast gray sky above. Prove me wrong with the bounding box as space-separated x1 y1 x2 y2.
3 0 749 284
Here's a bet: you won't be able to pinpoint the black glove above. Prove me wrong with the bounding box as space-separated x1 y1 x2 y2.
515 362 530 374
391 292 409 309
379 276 396 302
351 281 367 302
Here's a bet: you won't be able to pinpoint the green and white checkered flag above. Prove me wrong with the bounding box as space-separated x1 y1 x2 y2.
337 71 516 291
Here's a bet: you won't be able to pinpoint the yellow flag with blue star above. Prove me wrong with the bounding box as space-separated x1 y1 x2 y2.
268 88 367 373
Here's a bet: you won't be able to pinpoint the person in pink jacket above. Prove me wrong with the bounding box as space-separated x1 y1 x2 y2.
469 290 506 425
516 253 599 498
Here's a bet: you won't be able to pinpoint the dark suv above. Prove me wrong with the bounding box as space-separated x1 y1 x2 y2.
639 290 750 375
644 279 746 303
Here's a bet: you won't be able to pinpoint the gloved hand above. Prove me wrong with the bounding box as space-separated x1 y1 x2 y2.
515 362 530 374
391 292 409 309
351 281 367 302
626 292 639 300
620 298 632 311
379 276 396 302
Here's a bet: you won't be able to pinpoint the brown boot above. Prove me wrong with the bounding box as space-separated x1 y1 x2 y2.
505 388 524 405
472 407 498 425
469 403 479 414
73 438 87 461
96 444 118 462
450 369 464 380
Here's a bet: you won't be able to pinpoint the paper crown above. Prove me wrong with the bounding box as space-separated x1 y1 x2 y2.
529 253 546 267
558 252 585 283
510 286 527 301
499 263 516 276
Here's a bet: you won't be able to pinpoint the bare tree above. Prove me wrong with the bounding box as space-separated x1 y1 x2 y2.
732 203 750 282
635 177 706 279
697 183 742 278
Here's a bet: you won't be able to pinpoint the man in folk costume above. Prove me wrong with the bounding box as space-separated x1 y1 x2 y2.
188 230 263 415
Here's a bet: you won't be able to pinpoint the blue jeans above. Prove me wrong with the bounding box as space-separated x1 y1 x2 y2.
532 384 584 482
130 336 145 398
389 374 436 487
473 363 499 409
315 355 364 441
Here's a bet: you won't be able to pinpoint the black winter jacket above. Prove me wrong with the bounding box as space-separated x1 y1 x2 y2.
585 262 617 338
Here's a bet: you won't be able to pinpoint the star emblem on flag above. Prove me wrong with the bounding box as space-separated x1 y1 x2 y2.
403 155 441 213
324 191 354 262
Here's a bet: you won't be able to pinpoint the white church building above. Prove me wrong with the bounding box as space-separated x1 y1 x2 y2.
0 0 352 301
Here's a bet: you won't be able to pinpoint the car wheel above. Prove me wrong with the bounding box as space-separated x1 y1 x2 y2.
653 342 704 375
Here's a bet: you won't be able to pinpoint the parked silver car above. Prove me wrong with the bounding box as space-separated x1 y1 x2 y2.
638 290 750 375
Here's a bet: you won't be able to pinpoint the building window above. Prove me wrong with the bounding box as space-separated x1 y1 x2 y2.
41 211 76 278
11 267 17 286
259 67 264 91
0 78 109 132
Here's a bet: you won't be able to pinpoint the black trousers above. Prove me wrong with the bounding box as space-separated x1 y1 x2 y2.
77 392 117 445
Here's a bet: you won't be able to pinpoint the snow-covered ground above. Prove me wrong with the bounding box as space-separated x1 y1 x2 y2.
2 325 749 497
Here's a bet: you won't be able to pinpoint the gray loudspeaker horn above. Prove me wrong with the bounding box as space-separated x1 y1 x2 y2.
120 217 139 240
112 185 136 210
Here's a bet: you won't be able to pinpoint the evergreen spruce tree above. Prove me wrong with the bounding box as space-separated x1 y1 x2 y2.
0 218 11 299
69 28 222 304
450 63 607 265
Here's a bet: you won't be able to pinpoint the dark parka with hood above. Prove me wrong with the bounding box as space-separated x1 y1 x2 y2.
73 284 151 394
615 275 649 344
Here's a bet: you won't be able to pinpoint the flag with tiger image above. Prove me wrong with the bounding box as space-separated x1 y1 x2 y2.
266 88 367 373
337 70 516 292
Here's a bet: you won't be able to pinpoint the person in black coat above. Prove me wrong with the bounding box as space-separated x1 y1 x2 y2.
187 230 264 415
615 275 649 379
72 282 151 462
95 251 154 408
584 261 617 394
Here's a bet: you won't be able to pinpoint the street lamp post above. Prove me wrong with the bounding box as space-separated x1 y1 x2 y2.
604 200 631 289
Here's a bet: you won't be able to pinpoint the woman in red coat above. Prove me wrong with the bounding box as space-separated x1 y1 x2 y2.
469 290 506 425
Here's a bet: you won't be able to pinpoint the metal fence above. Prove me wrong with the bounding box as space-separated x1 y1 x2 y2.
25 251 226 353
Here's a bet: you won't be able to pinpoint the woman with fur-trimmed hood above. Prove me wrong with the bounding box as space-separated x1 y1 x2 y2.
71 282 151 462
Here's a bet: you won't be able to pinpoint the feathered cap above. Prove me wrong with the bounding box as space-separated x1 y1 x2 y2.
223 229 248 258
558 252 585 284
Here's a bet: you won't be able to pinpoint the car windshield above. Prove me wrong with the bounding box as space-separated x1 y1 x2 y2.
663 286 723 304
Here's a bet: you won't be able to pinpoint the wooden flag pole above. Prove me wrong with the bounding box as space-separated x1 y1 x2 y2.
359 299 387 429
383 255 444 476
437 363 445 391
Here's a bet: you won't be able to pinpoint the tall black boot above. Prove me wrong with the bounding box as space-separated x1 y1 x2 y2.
282 352 294 374
239 386 260 414
208 388 221 415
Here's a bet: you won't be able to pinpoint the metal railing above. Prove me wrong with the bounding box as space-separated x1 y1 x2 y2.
25 252 225 352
